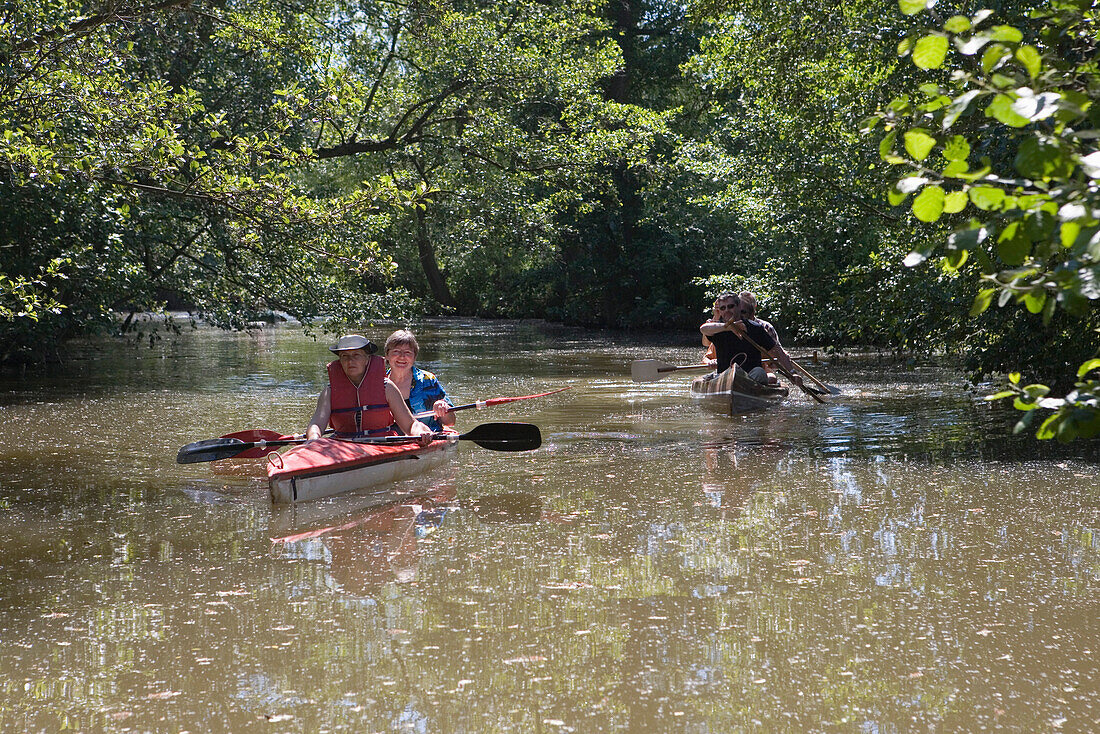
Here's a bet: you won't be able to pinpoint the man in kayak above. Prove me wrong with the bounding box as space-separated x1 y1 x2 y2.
700 293 804 389
305 334 435 445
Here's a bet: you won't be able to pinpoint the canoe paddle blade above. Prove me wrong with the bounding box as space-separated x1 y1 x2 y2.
459 422 541 452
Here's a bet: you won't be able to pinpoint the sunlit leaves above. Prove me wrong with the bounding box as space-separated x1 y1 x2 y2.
985 94 1030 127
1015 45 1042 79
912 185 945 222
903 129 936 161
912 35 948 69
943 135 970 161
898 0 930 16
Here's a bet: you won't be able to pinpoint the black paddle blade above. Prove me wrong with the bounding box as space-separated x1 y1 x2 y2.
460 422 541 452
176 437 250 464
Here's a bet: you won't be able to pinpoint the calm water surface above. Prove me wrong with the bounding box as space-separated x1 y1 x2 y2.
0 321 1097 732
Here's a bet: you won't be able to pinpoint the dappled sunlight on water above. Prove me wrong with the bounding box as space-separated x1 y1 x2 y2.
0 322 1097 731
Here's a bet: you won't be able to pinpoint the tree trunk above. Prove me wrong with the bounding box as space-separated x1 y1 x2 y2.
415 208 455 308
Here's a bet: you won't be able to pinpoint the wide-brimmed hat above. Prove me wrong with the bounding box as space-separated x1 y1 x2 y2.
329 334 377 355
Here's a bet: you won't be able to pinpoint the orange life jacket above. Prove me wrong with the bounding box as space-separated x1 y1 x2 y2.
327 357 394 437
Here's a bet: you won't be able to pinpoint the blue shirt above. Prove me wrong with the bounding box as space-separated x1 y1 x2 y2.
390 366 453 432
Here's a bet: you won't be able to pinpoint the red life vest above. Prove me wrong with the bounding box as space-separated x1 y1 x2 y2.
327 357 395 437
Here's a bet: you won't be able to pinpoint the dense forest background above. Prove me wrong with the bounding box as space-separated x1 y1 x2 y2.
2 0 1097 437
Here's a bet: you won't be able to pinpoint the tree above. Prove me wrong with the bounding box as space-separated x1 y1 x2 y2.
869 0 1099 440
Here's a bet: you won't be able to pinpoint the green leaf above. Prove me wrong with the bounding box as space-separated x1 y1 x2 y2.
1078 359 1100 378
943 135 971 161
913 185 945 222
969 186 1007 210
913 35 949 69
1060 221 1081 248
986 94 1031 127
1015 45 1042 78
996 221 1031 265
879 129 897 161
1009 372 1021 384
970 287 996 316
981 44 1010 73
944 15 971 33
1024 290 1046 313
899 0 928 16
943 190 968 213
943 160 969 177
904 129 937 161
1036 412 1061 440
943 249 969 271
989 25 1023 43
1015 137 1074 179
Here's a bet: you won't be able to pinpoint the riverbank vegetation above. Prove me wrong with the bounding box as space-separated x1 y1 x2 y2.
2 0 1096 437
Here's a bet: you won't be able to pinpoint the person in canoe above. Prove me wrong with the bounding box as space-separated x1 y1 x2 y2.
704 291 781 367
305 334 435 445
700 293 804 389
739 291 781 346
701 299 720 369
383 329 455 432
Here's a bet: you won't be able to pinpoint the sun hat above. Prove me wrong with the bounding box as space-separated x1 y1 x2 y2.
328 334 377 354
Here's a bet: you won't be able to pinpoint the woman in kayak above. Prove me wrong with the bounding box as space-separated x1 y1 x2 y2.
384 329 455 432
305 334 435 445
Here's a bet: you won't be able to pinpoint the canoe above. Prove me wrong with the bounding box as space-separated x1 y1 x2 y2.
267 431 458 504
690 364 789 414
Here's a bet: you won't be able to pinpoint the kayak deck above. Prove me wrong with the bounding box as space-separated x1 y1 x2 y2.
268 433 458 504
690 364 788 414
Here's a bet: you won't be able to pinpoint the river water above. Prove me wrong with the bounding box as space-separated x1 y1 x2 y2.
0 321 1097 732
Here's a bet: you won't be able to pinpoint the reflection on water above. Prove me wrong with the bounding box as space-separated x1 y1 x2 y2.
0 322 1097 732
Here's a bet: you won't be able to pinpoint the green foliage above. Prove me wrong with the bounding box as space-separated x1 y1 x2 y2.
1 0 650 356
872 0 1100 439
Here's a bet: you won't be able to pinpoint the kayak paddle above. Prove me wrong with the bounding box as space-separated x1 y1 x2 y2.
177 434 308 464
631 359 712 383
349 422 542 452
412 386 571 420
177 422 541 464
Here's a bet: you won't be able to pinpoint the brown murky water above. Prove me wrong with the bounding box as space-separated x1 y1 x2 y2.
1 321 1097 732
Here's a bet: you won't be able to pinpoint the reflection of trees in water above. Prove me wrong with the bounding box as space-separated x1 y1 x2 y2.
272 484 560 596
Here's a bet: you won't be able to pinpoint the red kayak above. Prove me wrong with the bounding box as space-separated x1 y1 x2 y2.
267 431 458 504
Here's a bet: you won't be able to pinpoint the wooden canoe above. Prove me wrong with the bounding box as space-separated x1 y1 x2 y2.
267 431 458 504
689 364 788 414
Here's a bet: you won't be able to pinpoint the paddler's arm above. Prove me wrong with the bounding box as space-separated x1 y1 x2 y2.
385 379 434 446
766 344 804 388
306 386 332 440
699 320 728 337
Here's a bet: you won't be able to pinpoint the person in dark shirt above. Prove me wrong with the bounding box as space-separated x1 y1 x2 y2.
700 293 804 389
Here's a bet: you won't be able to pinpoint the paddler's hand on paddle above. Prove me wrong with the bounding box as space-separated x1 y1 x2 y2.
724 318 746 337
432 398 455 427
409 420 435 446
